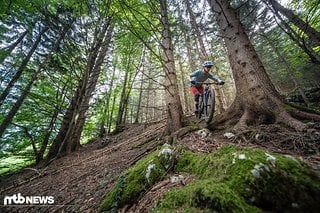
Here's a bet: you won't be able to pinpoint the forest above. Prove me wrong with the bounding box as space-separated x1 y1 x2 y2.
0 0 320 212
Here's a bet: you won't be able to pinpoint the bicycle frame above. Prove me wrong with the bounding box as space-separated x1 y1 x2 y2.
197 82 216 123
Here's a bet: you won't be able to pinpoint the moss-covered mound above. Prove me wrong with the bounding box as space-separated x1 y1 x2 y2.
153 145 320 212
99 143 175 212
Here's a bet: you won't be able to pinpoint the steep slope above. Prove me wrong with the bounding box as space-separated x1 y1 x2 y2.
100 126 320 212
1 119 319 212
0 121 166 212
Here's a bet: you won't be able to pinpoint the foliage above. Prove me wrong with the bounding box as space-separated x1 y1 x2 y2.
0 0 88 171
1 0 319 176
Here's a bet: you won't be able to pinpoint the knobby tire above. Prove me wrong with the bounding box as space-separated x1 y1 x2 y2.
197 95 204 119
204 88 215 123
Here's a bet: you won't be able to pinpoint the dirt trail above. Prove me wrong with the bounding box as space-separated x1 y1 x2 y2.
0 121 166 213
1 119 319 213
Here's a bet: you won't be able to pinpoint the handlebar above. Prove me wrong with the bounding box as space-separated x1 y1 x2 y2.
196 82 217 84
194 81 225 85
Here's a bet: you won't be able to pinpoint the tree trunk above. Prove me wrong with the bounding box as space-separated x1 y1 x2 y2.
46 19 112 161
273 11 320 63
160 0 183 133
37 107 60 163
145 68 152 122
11 123 39 162
186 0 208 61
260 33 310 106
0 30 28 64
0 26 68 138
0 26 48 106
99 65 116 137
0 68 40 138
184 31 197 71
107 92 117 133
267 0 320 46
135 71 144 123
207 0 320 132
45 79 82 162
115 62 129 131
68 24 114 151
178 57 190 113
264 0 320 63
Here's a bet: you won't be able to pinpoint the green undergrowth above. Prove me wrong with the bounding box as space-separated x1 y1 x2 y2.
99 143 175 212
153 145 320 212
99 143 320 212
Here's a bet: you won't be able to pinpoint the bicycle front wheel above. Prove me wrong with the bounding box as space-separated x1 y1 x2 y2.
197 95 204 119
204 88 215 123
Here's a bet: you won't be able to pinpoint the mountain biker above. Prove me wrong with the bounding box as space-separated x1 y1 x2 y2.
190 61 224 115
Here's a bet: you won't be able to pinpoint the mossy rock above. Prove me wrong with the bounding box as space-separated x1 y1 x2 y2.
153 144 320 212
99 144 175 212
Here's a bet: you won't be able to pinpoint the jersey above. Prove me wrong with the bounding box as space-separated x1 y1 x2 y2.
190 69 220 87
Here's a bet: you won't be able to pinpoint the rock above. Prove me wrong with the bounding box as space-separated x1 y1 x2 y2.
196 129 212 138
170 175 184 183
101 136 110 146
224 132 235 139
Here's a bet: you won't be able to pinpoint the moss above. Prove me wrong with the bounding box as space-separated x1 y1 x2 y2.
155 144 320 212
153 180 259 213
99 144 175 212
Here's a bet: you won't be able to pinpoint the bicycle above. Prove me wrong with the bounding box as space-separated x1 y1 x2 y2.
196 82 218 123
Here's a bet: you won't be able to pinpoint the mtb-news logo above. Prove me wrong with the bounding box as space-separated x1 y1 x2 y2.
3 193 54 205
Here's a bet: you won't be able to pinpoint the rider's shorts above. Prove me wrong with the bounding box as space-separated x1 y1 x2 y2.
190 86 204 95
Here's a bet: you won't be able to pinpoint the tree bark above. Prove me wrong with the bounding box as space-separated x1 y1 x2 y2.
107 92 117 133
145 67 152 122
0 69 40 138
68 24 114 151
207 0 320 132
115 60 129 131
178 57 191 113
160 0 183 133
46 19 112 161
37 103 60 163
45 78 82 162
99 65 117 137
135 70 144 123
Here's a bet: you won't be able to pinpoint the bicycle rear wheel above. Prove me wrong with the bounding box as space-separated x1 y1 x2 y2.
204 88 215 123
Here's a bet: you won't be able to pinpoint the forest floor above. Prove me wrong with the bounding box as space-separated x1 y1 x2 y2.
0 117 320 212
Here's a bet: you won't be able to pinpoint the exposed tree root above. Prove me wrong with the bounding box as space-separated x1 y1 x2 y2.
277 110 308 131
211 96 320 133
200 92 320 159
233 109 251 132
289 107 320 121
211 101 242 130
228 124 320 156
